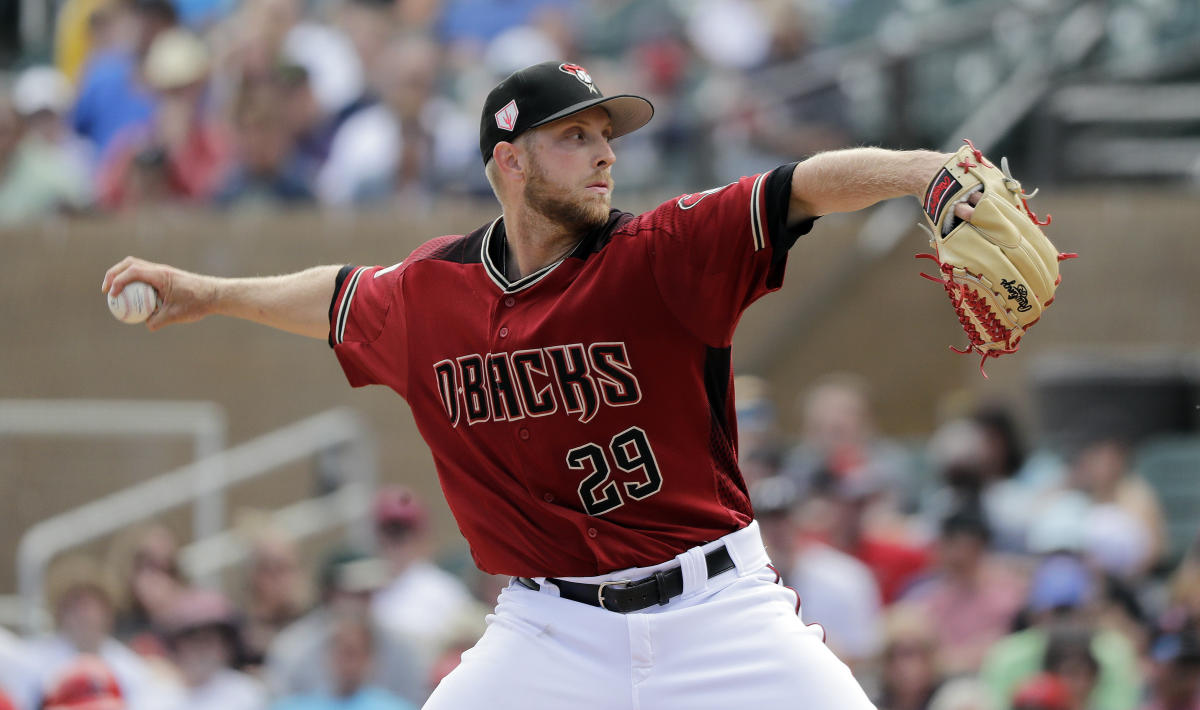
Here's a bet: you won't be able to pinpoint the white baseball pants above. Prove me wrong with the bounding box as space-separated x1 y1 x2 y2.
423 521 878 710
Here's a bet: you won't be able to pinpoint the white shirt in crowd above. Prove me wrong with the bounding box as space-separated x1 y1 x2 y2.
0 627 39 710
372 560 475 648
787 541 884 662
166 669 267 710
22 634 183 710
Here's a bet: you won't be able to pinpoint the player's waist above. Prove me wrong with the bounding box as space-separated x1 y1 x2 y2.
515 520 770 613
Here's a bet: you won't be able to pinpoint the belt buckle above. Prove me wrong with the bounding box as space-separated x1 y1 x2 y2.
597 578 632 611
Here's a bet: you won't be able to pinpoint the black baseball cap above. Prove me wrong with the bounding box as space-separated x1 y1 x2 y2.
480 61 654 164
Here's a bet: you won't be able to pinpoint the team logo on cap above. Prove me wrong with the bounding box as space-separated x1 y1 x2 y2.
559 63 599 95
495 99 518 131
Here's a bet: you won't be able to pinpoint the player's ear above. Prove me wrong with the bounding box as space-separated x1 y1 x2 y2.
494 142 524 182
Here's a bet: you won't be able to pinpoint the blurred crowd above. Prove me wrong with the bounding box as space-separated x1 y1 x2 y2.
2 373 1199 710
0 0 856 226
0 486 502 710
737 373 1200 710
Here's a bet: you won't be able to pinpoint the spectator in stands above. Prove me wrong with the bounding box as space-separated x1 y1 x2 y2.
97 28 232 209
70 0 176 157
1011 674 1073 710
733 375 782 479
1166 534 1200 622
813 469 930 604
266 549 425 705
1142 624 1200 710
1042 629 1101 710
0 625 37 710
928 678 999 710
272 611 416 710
370 487 474 653
0 74 93 226
874 604 944 710
214 79 314 208
902 507 1026 675
110 523 187 657
979 554 1141 710
239 524 309 668
750 475 883 668
25 554 181 710
784 373 914 515
161 589 265 710
435 0 572 49
42 656 128 710
1068 433 1166 573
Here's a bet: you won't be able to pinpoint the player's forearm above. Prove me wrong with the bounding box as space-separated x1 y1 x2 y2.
789 147 948 217
212 265 342 339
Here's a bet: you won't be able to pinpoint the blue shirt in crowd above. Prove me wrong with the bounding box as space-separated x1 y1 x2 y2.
70 50 157 158
272 687 418 710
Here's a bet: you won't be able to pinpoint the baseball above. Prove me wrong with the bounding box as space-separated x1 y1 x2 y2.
107 281 159 324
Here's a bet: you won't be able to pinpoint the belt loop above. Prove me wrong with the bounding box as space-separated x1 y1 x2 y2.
653 570 669 605
677 546 707 600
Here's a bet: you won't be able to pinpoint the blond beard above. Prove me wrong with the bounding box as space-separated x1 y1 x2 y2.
523 152 611 234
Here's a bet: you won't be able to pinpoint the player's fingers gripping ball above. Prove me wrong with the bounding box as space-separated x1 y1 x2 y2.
107 281 160 324
917 139 1077 375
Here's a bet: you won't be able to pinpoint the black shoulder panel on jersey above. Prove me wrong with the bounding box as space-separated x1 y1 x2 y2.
763 161 818 262
328 264 357 348
575 209 637 255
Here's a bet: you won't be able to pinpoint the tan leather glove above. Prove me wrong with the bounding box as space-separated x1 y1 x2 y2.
918 140 1076 375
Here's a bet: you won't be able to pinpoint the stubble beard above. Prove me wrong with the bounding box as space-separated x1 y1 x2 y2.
524 154 611 235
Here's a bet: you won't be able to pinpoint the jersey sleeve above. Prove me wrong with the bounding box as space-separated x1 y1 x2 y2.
328 262 407 390
640 162 816 346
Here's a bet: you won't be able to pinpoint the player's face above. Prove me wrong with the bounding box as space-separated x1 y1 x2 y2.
522 107 615 233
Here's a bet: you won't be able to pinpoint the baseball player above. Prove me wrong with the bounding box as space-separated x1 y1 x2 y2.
104 61 987 709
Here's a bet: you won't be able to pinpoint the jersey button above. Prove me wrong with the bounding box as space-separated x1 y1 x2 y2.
543 492 554 502
587 527 598 538
499 326 510 338
518 427 530 440
504 296 516 308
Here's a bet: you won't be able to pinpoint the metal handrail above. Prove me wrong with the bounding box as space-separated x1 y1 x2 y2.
0 399 229 545
15 407 376 634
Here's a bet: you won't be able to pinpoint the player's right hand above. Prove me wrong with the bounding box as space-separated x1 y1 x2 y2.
102 256 217 331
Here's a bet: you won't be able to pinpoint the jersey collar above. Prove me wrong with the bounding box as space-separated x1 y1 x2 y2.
480 216 578 294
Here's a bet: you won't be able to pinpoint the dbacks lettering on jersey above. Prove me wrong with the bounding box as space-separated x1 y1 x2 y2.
433 342 642 427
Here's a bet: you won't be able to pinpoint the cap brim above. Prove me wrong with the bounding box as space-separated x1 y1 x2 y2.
528 94 654 140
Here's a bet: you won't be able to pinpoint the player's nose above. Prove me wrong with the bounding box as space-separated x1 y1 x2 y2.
595 139 616 169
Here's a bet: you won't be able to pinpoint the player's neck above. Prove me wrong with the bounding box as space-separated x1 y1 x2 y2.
501 207 584 280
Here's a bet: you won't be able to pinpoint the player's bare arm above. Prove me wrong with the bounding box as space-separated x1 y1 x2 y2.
789 147 979 222
101 257 339 338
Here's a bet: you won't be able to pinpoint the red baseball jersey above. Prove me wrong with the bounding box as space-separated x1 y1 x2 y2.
329 163 814 577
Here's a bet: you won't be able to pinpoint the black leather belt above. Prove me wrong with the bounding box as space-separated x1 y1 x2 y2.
515 545 735 613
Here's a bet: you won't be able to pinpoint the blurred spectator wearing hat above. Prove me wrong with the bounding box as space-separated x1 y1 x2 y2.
1142 624 1200 710
750 475 883 669
25 554 181 710
272 611 416 710
0 69 94 225
369 486 473 653
0 624 38 710
160 589 265 710
237 522 310 668
314 35 471 207
108 523 187 658
97 28 232 209
266 548 425 705
784 374 915 517
213 78 315 208
70 0 177 156
901 506 1027 675
874 604 945 710
41 656 127 710
979 554 1141 710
